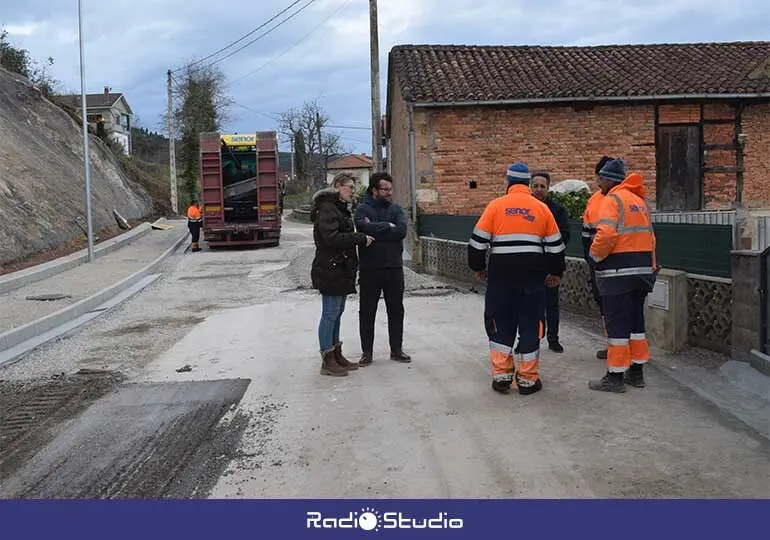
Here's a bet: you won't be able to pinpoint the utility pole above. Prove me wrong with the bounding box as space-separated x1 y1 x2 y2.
77 0 95 263
369 0 383 172
167 70 179 215
290 135 295 181
316 112 323 187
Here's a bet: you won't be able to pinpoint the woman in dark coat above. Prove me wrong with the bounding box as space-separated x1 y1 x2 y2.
311 173 374 377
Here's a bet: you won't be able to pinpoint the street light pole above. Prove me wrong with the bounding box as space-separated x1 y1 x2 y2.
78 0 95 263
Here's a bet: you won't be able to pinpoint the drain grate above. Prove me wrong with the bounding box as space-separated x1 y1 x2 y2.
25 294 72 301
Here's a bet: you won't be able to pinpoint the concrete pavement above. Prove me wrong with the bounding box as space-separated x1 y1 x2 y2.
1 218 768 498
0 219 188 367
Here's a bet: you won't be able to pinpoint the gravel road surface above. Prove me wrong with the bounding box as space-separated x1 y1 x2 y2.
1 218 767 498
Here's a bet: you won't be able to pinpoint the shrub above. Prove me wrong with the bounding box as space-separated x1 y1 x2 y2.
548 189 592 220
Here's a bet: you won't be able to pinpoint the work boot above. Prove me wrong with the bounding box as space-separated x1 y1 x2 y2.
320 348 348 377
492 380 511 394
589 371 625 393
517 378 543 396
624 363 646 388
333 342 358 371
359 351 373 367
390 349 412 363
596 349 608 360
548 340 564 353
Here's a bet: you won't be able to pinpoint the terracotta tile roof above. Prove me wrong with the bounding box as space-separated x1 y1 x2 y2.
388 41 770 103
327 154 373 169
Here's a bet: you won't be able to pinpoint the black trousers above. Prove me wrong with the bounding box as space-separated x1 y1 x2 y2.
588 265 604 316
188 222 201 243
358 267 405 353
544 285 560 342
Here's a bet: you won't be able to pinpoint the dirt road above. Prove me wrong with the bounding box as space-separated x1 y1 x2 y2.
0 219 767 498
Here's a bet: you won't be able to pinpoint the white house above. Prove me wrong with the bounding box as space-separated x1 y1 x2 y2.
325 153 373 186
60 86 133 155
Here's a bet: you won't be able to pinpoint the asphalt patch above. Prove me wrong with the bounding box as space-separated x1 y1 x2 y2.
177 272 251 280
0 371 123 480
104 316 205 336
0 378 251 498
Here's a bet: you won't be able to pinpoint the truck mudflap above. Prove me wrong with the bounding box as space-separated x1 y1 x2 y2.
204 225 281 247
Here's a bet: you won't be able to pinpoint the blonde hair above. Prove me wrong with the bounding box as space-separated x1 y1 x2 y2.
332 172 357 188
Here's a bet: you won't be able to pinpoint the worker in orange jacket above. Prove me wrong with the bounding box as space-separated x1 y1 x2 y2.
582 155 613 360
186 200 202 252
468 162 566 395
588 159 658 393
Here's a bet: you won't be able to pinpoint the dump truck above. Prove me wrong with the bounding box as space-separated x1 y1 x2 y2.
199 131 282 247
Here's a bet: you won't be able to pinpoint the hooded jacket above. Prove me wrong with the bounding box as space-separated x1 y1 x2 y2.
590 173 658 296
353 193 408 270
310 187 368 296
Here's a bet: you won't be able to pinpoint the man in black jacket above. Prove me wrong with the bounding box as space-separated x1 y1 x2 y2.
354 172 412 366
531 171 571 353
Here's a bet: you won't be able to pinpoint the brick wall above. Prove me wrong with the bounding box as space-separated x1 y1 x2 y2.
742 103 770 208
411 104 658 216
386 98 770 218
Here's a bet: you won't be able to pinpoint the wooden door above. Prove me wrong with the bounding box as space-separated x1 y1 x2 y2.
656 125 702 211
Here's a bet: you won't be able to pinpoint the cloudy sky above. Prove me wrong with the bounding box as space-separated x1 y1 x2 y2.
2 0 768 154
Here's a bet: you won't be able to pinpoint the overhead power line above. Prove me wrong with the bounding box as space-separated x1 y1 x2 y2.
230 0 352 84
327 124 370 130
196 0 320 71
172 0 305 73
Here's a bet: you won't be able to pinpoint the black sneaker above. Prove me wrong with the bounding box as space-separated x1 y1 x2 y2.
492 380 511 394
359 352 373 366
624 364 646 388
517 378 543 396
589 372 626 393
548 340 564 353
390 350 412 363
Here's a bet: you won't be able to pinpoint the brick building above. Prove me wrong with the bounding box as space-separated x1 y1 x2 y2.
384 41 770 229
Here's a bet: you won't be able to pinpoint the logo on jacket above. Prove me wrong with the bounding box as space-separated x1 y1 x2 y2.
629 204 646 214
504 207 536 222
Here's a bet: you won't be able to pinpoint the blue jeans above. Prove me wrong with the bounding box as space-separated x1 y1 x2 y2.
319 295 347 352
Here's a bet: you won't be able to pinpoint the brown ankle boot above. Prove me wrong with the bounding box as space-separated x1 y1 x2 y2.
333 342 358 370
320 348 348 377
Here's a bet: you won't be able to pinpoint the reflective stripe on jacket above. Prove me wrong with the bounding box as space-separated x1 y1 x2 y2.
589 173 657 295
582 190 604 260
468 184 566 285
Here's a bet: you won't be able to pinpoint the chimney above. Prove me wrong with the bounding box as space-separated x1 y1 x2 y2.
104 86 110 96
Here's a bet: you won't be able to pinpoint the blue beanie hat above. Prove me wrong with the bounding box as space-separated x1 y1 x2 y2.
506 162 531 185
598 159 626 183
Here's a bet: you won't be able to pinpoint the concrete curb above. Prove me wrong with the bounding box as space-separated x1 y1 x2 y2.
0 229 189 369
0 222 152 295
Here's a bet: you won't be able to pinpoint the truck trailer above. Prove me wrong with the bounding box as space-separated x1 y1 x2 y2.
199 131 282 248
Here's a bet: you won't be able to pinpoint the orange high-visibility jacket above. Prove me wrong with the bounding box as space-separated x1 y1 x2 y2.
468 184 566 284
187 205 202 223
589 173 657 296
582 190 604 261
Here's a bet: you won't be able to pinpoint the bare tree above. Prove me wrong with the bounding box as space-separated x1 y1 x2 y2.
169 63 232 203
278 98 349 190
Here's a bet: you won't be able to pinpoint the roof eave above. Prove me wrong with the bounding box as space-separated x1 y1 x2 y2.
410 93 770 108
